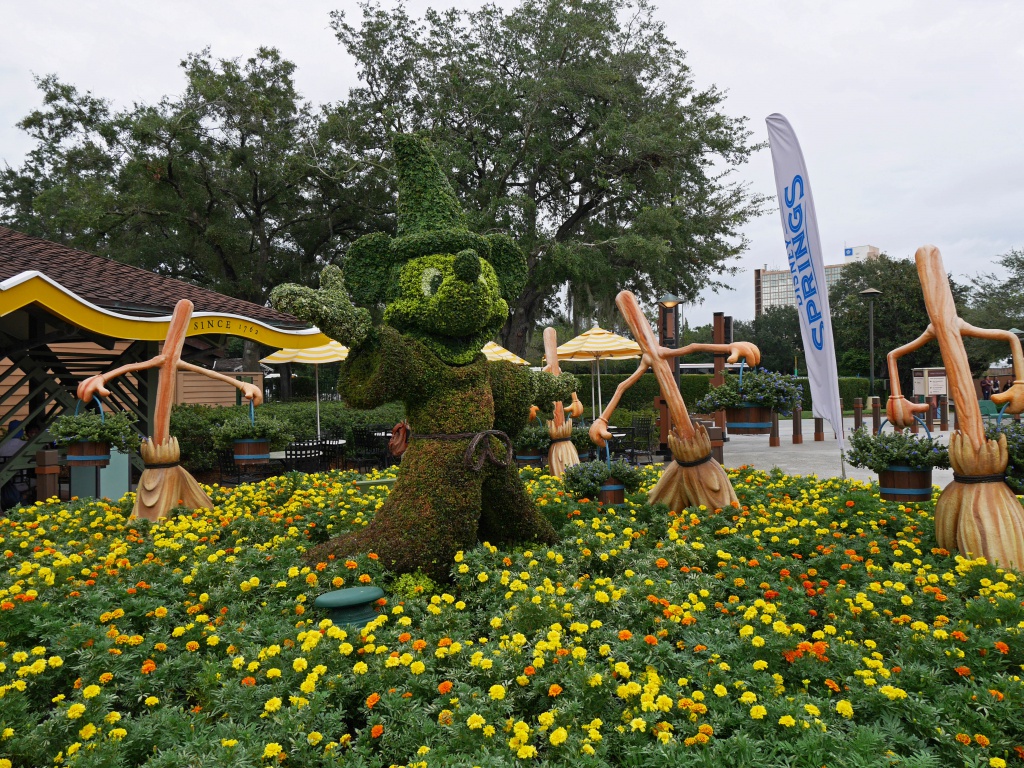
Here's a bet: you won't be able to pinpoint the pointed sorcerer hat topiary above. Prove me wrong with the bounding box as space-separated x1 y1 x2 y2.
393 134 468 237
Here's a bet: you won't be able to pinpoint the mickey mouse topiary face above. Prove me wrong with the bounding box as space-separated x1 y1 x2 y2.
340 135 528 365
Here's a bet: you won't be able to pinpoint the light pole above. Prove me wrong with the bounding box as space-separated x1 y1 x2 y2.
859 287 882 398
658 294 682 381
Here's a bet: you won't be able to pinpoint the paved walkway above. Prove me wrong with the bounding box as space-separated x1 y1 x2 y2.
717 416 955 486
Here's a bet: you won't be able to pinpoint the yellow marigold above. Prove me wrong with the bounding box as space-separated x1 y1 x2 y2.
749 705 767 720
66 703 86 719
262 742 283 759
264 697 282 713
489 684 506 700
516 745 537 758
740 692 757 705
144 696 159 707
82 685 101 699
835 700 853 718
778 715 796 727
549 727 568 745
467 713 486 730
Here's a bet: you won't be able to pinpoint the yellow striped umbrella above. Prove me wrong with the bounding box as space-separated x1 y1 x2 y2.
556 326 642 416
261 341 349 439
482 341 529 366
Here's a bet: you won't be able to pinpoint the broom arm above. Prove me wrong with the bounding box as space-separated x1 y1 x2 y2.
884 327 935 426
589 357 652 447
961 322 1024 414
661 342 760 363
176 361 264 406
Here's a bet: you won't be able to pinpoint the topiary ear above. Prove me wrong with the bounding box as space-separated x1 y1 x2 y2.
344 231 398 307
486 233 528 304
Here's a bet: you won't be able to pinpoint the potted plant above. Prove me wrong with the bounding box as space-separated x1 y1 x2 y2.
693 368 803 435
212 409 293 466
513 424 550 468
50 404 141 468
845 426 949 502
562 459 644 506
571 425 595 460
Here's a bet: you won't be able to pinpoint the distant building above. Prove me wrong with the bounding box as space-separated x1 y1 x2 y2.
754 245 879 317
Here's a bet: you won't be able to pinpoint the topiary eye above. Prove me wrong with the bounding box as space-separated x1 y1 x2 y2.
421 267 443 297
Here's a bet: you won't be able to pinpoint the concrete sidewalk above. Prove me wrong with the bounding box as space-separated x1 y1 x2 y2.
717 416 955 486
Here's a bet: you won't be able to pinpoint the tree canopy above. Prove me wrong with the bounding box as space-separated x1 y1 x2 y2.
964 248 1024 368
0 48 389 305
333 0 766 352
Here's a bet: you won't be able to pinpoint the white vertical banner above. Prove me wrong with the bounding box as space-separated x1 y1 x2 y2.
765 113 844 451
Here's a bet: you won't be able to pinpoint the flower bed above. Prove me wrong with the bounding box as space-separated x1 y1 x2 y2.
1 466 1022 767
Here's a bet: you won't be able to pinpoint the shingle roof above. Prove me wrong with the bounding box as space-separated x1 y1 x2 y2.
0 226 305 327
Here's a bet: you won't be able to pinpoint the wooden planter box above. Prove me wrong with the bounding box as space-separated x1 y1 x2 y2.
877 466 933 502
233 439 270 466
66 441 111 468
598 477 625 506
725 404 773 435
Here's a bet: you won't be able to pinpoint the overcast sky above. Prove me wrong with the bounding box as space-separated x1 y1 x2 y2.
2 0 1022 326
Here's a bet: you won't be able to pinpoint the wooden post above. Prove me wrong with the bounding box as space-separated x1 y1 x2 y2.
792 405 803 444
769 412 780 447
34 449 60 502
872 397 882 435
940 394 949 431
712 312 727 434
853 398 863 431
814 417 824 441
924 395 935 432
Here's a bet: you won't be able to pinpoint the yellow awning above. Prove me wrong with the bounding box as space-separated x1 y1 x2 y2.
261 341 349 364
0 271 332 349
482 341 529 365
556 326 641 361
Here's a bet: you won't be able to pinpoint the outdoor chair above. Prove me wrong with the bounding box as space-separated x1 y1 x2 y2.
626 416 655 465
348 427 386 473
978 400 1001 426
284 441 323 474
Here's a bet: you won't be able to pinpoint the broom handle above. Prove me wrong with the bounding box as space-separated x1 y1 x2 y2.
915 246 985 449
616 291 696 439
543 327 566 428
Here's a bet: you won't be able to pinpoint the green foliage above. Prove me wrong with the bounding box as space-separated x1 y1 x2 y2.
531 371 579 420
334 0 766 353
965 248 1024 369
388 570 440 600
561 458 643 500
392 133 467 236
487 361 536 440
210 412 294 453
745 305 804 374
49 408 141 454
167 405 226 473
678 374 713 409
986 420 1024 493
845 426 950 474
512 424 550 455
0 50 389 304
693 369 803 414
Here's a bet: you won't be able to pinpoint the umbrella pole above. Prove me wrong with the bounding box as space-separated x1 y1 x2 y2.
315 365 321 441
591 361 597 421
597 356 604 415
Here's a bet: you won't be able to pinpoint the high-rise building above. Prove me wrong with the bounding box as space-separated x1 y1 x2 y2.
753 245 878 316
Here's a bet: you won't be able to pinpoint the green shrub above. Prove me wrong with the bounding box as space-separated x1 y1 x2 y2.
389 570 440 600
512 424 549 455
845 426 950 474
169 404 225 473
986 420 1024 493
49 408 141 454
693 369 803 414
561 459 644 500
210 412 294 453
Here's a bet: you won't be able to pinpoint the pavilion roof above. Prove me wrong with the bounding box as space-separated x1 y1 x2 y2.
0 226 303 328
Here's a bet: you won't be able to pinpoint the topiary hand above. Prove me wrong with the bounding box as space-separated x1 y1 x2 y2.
270 265 373 349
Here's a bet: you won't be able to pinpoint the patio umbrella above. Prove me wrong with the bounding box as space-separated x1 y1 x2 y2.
556 326 642 416
482 341 529 365
261 341 349 439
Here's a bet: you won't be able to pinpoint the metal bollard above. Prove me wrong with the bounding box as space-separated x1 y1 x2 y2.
940 395 949 431
872 397 882 435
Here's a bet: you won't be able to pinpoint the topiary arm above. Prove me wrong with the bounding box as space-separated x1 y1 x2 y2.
489 360 536 439
270 265 373 350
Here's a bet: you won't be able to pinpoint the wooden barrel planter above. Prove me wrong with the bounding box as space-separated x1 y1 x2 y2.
598 477 625 506
66 441 111 468
877 466 933 502
233 438 270 466
516 453 545 468
725 404 773 435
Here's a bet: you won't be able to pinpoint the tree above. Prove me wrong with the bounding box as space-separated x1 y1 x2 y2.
746 305 802 374
965 248 1024 367
0 48 389 307
332 0 766 354
828 254 982 395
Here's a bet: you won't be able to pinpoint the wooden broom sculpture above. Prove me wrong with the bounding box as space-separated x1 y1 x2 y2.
77 299 263 521
885 245 1024 569
590 290 760 511
537 327 584 477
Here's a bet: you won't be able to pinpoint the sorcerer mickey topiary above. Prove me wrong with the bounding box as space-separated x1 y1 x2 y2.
270 134 557 581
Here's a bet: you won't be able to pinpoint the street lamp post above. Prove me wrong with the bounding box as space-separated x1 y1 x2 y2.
859 288 882 398
658 294 682 381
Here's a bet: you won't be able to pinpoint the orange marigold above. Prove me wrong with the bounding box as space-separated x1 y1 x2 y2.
644 635 658 646
994 641 1009 654
548 684 563 697
366 693 380 709
954 666 971 677
618 630 633 641
241 677 256 687
955 733 971 745
437 681 453 694
974 734 990 747
371 725 384 739
140 659 157 674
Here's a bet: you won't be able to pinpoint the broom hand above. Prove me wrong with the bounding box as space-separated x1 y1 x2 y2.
886 395 929 428
991 381 1024 414
589 417 612 448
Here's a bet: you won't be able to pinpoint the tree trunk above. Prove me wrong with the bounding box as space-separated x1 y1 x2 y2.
242 339 261 376
279 362 292 402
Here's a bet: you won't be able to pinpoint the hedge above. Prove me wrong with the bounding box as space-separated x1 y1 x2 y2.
573 372 870 416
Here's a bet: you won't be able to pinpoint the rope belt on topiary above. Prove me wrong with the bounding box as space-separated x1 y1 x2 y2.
952 473 1007 484
410 430 513 470
675 453 713 468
